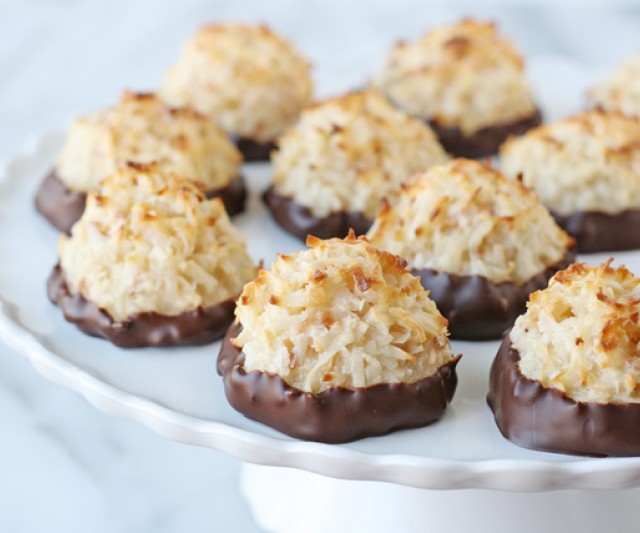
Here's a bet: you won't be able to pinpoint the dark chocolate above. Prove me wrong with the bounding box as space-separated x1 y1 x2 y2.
217 322 460 443
47 264 235 348
428 109 542 158
413 246 575 340
552 209 640 253
233 136 276 162
205 175 247 217
263 186 373 241
488 335 640 457
35 170 86 234
34 171 248 234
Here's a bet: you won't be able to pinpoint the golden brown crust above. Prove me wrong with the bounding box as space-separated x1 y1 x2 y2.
55 92 241 193
371 19 537 134
271 91 449 219
58 163 257 322
367 159 573 284
232 233 452 393
500 110 640 215
513 261 640 404
588 53 640 118
161 23 313 143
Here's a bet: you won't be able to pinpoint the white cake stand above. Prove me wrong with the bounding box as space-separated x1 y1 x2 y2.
3 122 640 532
241 464 640 533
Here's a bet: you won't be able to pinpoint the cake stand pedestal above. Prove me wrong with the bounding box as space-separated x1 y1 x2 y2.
241 462 640 533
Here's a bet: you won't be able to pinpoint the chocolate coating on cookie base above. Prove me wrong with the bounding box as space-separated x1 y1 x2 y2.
429 109 542 158
233 136 276 162
35 171 248 234
208 174 248 217
552 209 640 253
35 171 86 234
47 265 235 348
263 186 373 241
217 322 460 443
488 335 640 456
412 247 575 340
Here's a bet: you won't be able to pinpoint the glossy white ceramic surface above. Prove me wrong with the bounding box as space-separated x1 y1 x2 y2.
3 120 640 491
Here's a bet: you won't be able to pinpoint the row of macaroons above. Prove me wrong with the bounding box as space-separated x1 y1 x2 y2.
37 88 640 249
37 86 640 339
36 53 640 252
45 161 640 455
142 18 547 159
155 18 640 160
47 155 574 342
264 99 640 256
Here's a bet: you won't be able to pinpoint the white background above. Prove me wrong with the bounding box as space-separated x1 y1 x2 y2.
2 1 640 531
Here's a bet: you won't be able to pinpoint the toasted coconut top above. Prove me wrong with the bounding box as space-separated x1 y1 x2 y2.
500 110 640 215
58 163 257 322
232 231 453 393
513 261 640 404
55 92 241 194
371 19 537 134
271 91 449 219
588 53 640 118
161 23 313 143
367 159 572 284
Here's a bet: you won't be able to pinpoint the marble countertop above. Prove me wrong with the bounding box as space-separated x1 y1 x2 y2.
2 1 640 532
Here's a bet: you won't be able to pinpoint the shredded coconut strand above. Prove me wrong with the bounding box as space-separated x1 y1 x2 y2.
367 159 572 284
272 91 449 219
161 23 313 143
500 110 640 215
513 261 640 404
58 163 257 321
56 92 241 193
233 232 453 393
371 18 537 134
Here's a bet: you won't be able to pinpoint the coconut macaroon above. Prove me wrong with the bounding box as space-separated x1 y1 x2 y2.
35 92 245 233
370 19 541 157
500 110 640 252
367 159 575 339
587 53 640 118
161 23 313 161
47 162 257 348
489 261 640 456
264 91 450 241
217 231 460 443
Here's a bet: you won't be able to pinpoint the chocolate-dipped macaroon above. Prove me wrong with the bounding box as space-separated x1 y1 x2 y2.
217 231 460 443
367 159 575 340
501 110 640 253
160 23 313 161
489 261 640 457
35 92 246 233
370 19 541 157
587 53 640 118
48 163 257 348
264 91 449 241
